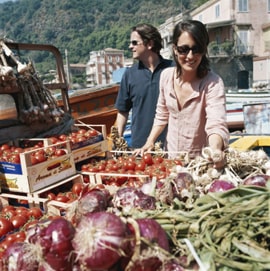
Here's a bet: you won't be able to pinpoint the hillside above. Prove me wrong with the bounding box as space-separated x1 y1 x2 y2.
0 0 208 78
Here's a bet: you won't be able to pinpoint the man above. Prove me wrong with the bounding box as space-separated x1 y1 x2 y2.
115 23 173 148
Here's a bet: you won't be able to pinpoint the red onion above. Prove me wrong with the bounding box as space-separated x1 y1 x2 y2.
112 187 156 211
126 218 170 271
243 174 270 187
208 180 236 192
27 217 75 271
75 189 109 221
172 172 194 198
3 242 40 271
72 211 129 270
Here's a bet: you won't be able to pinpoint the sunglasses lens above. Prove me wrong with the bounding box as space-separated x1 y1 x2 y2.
131 40 138 46
177 46 189 54
176 45 202 55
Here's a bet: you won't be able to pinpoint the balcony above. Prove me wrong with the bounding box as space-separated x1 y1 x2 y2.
208 41 254 57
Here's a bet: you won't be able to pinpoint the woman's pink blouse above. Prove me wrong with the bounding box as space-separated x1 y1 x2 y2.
154 67 229 158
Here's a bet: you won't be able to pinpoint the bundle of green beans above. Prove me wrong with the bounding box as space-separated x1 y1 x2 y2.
125 185 270 271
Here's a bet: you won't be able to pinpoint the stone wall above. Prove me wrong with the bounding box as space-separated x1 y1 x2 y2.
210 55 253 91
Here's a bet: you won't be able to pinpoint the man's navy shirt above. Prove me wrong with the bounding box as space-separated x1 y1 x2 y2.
115 57 173 148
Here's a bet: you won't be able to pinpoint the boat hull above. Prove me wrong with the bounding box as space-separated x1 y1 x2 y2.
57 84 119 134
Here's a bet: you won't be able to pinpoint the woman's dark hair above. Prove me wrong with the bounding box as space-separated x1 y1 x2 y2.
132 23 163 54
172 20 210 78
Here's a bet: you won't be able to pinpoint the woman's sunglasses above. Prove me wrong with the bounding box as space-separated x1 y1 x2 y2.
175 45 203 55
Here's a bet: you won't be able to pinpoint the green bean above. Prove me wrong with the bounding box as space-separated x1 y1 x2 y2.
232 237 270 260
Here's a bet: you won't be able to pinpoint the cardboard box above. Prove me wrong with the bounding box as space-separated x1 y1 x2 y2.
0 141 76 193
71 123 108 163
17 123 109 163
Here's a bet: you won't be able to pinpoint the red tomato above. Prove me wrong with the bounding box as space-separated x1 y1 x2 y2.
128 161 137 171
0 217 14 237
5 231 26 243
0 144 10 151
58 134 67 141
153 156 164 164
72 182 84 196
135 161 146 171
8 153 20 164
1 205 16 213
55 194 70 203
143 153 153 165
0 239 13 251
81 164 89 171
45 192 56 200
1 209 17 219
35 152 47 163
89 129 98 137
29 207 43 219
49 137 59 144
77 129 87 134
10 215 28 229
55 149 67 156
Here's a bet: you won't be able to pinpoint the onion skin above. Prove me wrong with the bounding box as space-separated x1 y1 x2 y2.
243 174 270 187
3 242 39 271
72 211 129 270
127 218 170 271
27 217 75 271
112 187 156 210
136 218 169 251
172 172 194 198
208 180 236 192
76 189 109 221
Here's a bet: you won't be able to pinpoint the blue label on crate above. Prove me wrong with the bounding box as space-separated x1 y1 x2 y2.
0 162 22 174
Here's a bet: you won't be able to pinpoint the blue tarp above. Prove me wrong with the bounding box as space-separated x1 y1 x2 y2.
112 67 127 83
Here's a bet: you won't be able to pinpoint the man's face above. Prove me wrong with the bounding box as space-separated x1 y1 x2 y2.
129 31 147 60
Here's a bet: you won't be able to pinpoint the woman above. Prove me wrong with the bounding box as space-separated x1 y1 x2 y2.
137 20 229 169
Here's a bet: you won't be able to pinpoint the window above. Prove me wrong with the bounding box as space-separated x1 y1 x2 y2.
238 0 248 12
215 4 220 18
237 30 248 54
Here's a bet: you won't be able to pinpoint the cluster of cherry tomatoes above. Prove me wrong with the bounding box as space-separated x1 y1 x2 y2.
80 153 183 187
40 181 85 204
47 128 100 145
0 142 68 165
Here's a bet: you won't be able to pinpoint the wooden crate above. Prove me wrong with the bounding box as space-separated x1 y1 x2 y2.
0 141 76 193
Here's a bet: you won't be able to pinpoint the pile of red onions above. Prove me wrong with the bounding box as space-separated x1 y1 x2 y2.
3 217 75 271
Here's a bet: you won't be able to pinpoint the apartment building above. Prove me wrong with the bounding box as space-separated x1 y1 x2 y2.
159 0 270 90
86 48 124 87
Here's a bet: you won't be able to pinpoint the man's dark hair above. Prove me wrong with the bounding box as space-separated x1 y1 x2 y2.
132 23 163 54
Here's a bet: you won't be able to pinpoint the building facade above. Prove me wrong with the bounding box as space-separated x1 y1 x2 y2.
86 48 124 87
159 0 270 90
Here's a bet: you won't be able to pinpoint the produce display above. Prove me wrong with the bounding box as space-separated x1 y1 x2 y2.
0 144 269 270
